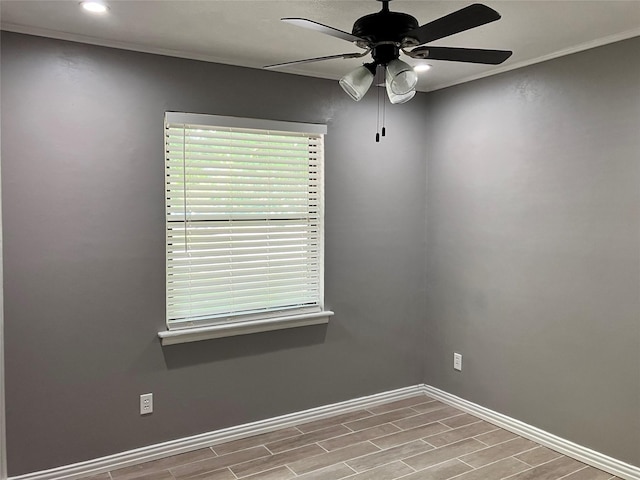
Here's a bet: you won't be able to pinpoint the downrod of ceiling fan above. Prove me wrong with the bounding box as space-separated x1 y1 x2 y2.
352 0 419 44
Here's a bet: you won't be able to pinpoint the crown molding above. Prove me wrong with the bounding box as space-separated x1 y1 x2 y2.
425 27 640 92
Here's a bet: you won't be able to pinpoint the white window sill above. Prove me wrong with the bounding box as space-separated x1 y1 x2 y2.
158 311 334 346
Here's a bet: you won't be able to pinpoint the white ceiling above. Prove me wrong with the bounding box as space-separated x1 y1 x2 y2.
1 1 639 92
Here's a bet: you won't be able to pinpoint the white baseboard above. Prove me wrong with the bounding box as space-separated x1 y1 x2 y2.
8 384 639 480
422 385 640 480
8 385 423 480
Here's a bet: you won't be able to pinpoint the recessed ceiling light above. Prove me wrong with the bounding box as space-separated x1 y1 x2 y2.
80 1 108 14
413 64 432 73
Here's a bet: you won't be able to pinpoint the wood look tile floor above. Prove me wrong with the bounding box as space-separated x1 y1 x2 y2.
81 394 621 480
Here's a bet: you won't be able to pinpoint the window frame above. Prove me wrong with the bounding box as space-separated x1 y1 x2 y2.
159 112 333 345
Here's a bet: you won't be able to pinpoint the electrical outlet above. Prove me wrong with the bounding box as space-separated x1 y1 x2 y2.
453 353 463 372
140 393 153 415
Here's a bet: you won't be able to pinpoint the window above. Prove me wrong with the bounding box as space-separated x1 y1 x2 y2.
160 113 332 345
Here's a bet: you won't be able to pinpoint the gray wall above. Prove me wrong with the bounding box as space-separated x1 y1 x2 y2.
3 29 639 477
424 38 640 466
0 32 428 475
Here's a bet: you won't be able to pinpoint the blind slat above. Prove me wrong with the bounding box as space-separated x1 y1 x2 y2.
167 263 316 276
168 273 319 289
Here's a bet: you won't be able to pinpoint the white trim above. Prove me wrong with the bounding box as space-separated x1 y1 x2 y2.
7 385 422 480
164 112 327 135
158 311 334 345
318 132 327 315
425 27 640 92
421 385 640 480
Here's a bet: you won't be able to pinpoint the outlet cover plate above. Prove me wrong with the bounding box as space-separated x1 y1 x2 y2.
140 393 153 415
453 353 463 371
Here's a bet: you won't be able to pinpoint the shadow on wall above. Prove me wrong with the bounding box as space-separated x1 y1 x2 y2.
161 324 329 369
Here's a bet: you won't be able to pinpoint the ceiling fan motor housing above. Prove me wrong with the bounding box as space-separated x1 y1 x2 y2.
352 10 419 65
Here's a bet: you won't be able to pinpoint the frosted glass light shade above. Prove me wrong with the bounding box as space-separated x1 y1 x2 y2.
387 88 416 104
339 65 375 101
386 59 418 95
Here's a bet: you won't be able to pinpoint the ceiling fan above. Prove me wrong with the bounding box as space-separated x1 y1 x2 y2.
265 0 512 104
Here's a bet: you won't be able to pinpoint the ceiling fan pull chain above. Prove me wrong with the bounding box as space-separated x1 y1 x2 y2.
376 69 381 142
382 81 387 137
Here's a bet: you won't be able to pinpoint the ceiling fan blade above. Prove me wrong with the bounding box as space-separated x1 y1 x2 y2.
282 18 366 44
404 4 501 46
408 46 512 65
264 52 368 70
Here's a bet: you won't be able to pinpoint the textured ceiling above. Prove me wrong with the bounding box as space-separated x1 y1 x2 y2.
1 1 639 91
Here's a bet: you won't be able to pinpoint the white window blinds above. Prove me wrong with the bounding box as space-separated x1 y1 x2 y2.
165 113 326 330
